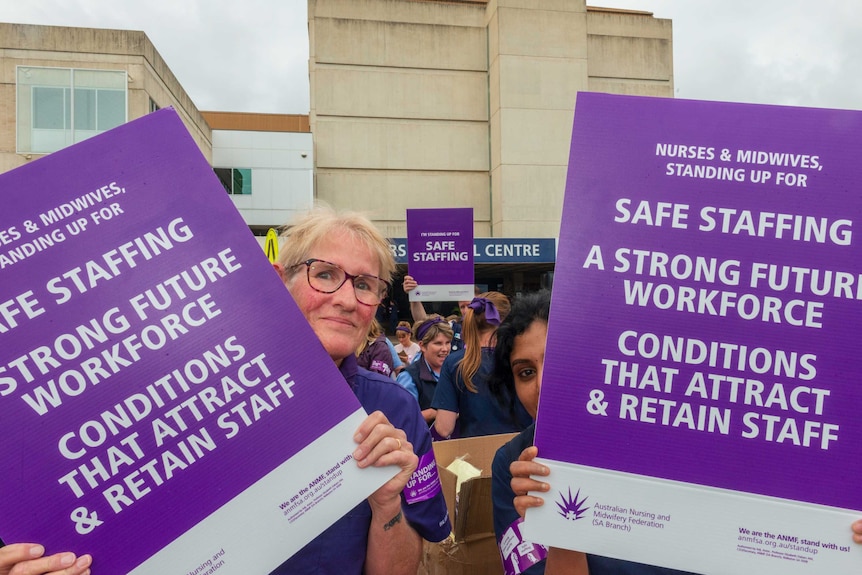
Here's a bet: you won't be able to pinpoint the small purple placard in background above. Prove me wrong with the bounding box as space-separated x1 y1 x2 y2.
407 207 474 301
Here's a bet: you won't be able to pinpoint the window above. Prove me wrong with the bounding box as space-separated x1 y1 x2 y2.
17 67 127 154
32 87 68 129
215 168 252 195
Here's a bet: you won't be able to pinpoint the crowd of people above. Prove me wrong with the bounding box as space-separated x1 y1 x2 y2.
3 206 861 575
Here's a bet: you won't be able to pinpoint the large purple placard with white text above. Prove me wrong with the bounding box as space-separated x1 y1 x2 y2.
526 93 861 574
0 110 380 574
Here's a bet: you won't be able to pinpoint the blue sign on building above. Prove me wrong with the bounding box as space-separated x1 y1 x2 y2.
389 238 556 264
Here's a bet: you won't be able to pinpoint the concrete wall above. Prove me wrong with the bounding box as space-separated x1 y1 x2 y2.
309 0 491 238
308 0 673 239
488 0 588 237
587 8 674 96
0 23 210 174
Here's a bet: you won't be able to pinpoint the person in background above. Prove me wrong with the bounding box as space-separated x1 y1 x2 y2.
431 292 531 439
488 291 862 574
397 315 454 425
375 294 398 335
357 318 394 377
383 335 407 377
394 321 421 364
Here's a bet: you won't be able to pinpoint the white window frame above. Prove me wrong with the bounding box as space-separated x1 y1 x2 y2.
17 66 128 154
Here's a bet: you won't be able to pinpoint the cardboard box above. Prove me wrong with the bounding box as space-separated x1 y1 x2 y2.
432 433 517 542
419 535 501 575
418 433 517 574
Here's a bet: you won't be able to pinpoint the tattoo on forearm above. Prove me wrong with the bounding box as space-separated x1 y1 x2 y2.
383 510 403 531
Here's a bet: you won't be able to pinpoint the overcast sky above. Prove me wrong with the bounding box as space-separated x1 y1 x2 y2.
2 0 860 114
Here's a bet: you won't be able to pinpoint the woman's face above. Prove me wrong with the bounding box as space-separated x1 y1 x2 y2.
280 231 380 365
420 333 452 372
510 320 547 420
396 330 411 345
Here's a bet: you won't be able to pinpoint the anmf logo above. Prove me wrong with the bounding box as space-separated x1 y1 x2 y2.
556 487 590 521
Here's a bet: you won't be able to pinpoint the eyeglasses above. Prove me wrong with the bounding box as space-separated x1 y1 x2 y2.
291 258 390 306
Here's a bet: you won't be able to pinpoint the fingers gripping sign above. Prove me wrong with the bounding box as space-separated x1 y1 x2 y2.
510 446 551 519
0 543 92 575
402 276 418 293
352 410 418 507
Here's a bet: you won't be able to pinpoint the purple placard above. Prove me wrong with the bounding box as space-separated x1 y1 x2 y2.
536 93 862 510
406 208 474 301
525 93 862 573
0 109 374 573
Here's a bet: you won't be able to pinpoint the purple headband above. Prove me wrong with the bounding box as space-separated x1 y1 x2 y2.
468 297 501 325
416 317 446 341
396 326 411 334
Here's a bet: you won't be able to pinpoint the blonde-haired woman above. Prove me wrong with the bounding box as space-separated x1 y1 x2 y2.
430 292 532 439
271 206 449 573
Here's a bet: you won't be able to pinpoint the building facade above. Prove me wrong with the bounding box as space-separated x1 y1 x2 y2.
0 22 211 172
1 1 673 296
0 23 314 240
308 0 673 241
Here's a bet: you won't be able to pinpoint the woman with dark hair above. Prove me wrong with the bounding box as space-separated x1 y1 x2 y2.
488 290 555 573
431 292 532 439
490 290 699 574
488 290 551 424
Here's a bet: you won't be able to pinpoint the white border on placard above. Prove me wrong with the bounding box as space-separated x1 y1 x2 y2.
408 284 475 302
521 459 861 575
130 409 393 575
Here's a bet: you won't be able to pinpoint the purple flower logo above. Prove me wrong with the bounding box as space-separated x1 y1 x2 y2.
556 487 590 521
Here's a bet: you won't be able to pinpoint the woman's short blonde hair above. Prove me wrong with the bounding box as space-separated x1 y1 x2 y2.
277 205 396 283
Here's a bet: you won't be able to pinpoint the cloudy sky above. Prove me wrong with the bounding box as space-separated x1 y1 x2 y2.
2 0 860 114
